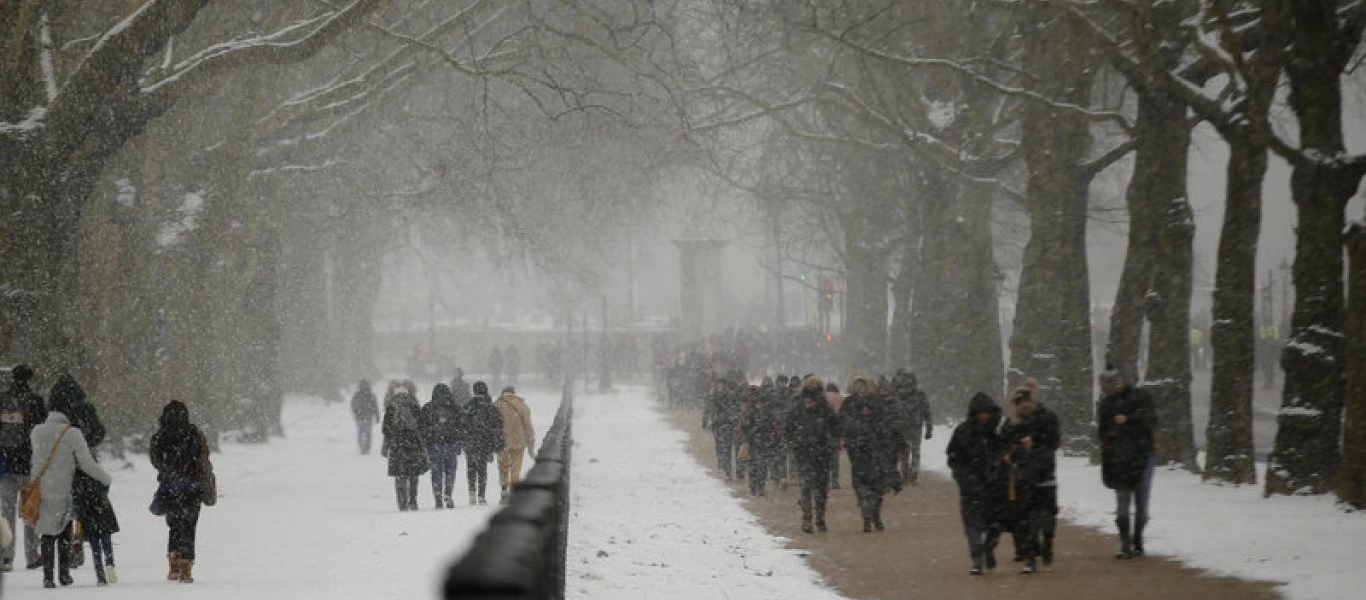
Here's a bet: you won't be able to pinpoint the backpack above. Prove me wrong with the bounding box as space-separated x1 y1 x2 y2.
0 390 28 449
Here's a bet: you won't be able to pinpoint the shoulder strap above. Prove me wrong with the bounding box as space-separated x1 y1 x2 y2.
36 426 73 480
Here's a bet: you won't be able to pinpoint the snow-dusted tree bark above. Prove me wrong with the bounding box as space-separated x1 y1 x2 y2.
1341 222 1366 508
1265 0 1366 496
1009 2 1098 455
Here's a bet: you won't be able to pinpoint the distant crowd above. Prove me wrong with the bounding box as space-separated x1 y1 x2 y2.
668 343 1159 576
349 370 536 510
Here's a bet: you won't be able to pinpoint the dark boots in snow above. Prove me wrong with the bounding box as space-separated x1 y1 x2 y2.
1041 536 1055 566
1115 518 1134 559
801 514 814 535
970 553 984 576
1133 518 1148 557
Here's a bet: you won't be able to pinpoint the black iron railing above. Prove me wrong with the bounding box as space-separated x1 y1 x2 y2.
443 381 573 600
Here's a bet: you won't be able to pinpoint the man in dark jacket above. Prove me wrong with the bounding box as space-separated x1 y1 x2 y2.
893 371 933 485
947 392 1007 575
844 378 904 533
740 381 782 497
1000 380 1059 574
423 384 463 509
784 377 841 534
1097 366 1158 559
702 375 742 480
0 364 46 570
460 382 504 505
351 380 380 455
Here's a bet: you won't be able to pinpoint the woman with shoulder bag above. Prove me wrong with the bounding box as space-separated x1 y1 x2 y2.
27 391 112 588
150 401 214 583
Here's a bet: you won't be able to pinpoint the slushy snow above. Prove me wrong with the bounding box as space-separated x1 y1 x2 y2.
567 386 848 600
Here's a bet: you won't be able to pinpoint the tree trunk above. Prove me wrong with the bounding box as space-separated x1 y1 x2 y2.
1340 223 1366 508
1265 2 1359 495
842 220 889 379
914 172 1002 419
1204 138 1268 485
1009 3 1097 455
889 234 915 368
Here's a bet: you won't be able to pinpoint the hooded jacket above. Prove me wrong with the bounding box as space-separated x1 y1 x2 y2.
784 381 841 466
947 393 1008 520
382 392 429 477
1098 385 1157 490
422 385 463 447
461 390 506 457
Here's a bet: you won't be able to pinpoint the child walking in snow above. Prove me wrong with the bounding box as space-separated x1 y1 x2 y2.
74 480 120 585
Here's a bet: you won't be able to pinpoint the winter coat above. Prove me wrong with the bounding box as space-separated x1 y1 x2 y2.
150 415 212 510
892 386 932 437
947 393 1008 529
53 382 115 533
1097 386 1157 490
1001 402 1061 490
704 386 742 441
28 412 112 537
842 393 905 495
495 393 535 452
784 393 841 467
460 394 505 458
0 382 46 475
422 391 464 448
382 395 429 477
352 387 380 423
739 395 783 453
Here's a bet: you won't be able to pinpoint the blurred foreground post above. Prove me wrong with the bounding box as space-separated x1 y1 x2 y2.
1340 223 1366 508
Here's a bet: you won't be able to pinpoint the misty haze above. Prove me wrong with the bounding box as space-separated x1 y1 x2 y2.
2 2 1366 600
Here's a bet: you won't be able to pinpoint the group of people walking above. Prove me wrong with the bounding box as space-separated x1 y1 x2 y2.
703 370 932 535
1 364 215 589
694 355 1159 577
352 375 535 510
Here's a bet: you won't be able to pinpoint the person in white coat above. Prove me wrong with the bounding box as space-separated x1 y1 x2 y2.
29 393 112 589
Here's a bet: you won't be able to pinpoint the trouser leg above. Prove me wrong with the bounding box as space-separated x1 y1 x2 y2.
830 448 840 488
507 450 525 485
91 533 106 581
0 474 21 562
714 435 733 478
41 534 55 582
468 456 481 494
395 478 408 509
56 524 72 578
908 435 922 483
167 505 201 561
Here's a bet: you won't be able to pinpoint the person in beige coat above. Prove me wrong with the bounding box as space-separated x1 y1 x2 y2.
29 396 112 588
494 387 535 503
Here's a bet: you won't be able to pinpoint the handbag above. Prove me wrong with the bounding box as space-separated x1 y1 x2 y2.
197 430 217 507
20 426 72 527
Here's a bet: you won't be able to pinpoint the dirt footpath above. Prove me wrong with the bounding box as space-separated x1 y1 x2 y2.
663 408 1282 600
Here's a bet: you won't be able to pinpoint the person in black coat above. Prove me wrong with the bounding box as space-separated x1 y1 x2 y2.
50 374 108 572
351 380 379 455
739 381 782 497
1097 366 1158 559
784 376 840 534
1000 379 1060 573
460 382 504 505
947 393 1008 575
149 401 213 583
892 370 933 485
422 384 463 509
843 378 904 533
702 375 742 480
382 384 428 511
0 364 46 570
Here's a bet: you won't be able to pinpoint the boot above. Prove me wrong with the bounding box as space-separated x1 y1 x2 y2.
1133 518 1147 557
970 553 984 576
1041 536 1054 566
178 558 194 584
57 538 73 586
469 491 478 506
862 519 873 533
41 538 55 587
445 495 455 509
873 518 885 532
1115 518 1134 559
984 534 999 573
435 495 446 509
815 507 828 533
168 553 181 581
1020 557 1036 575
801 514 814 535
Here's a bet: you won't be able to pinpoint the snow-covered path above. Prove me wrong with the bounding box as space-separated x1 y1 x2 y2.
567 386 848 600
5 388 559 599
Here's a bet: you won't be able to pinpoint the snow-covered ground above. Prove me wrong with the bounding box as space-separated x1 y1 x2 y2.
922 424 1366 600
567 386 848 600
4 387 559 599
